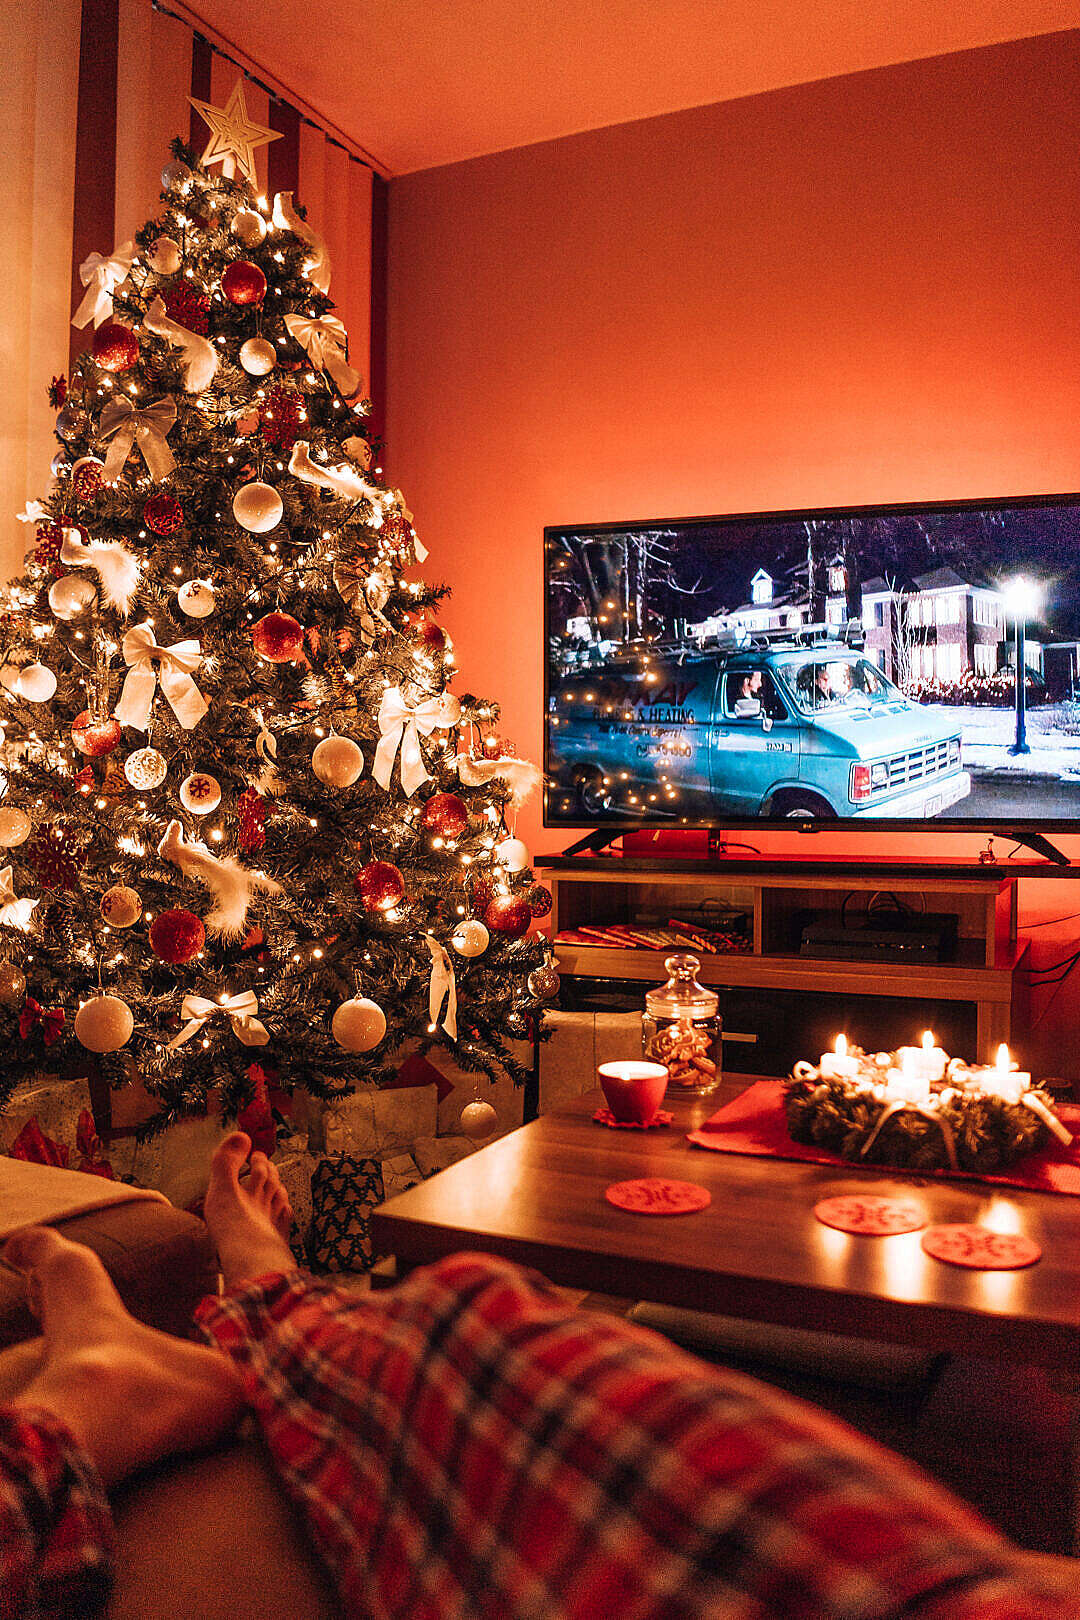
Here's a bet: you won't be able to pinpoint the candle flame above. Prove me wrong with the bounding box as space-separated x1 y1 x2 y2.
922 1030 935 1050
996 1043 1011 1072
835 1033 847 1057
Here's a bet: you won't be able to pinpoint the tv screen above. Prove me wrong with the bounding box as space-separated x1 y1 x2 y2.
544 495 1080 830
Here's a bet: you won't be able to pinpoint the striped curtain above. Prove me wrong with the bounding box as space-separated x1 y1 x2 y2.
2 0 376 577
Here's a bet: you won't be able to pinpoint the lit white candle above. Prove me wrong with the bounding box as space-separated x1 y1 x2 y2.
884 1064 931 1106
978 1043 1029 1104
896 1030 948 1083
819 1032 860 1080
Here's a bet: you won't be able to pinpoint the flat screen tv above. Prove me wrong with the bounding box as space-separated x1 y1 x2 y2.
544 494 1080 850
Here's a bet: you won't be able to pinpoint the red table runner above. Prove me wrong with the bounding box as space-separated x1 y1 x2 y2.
687 1081 1080 1196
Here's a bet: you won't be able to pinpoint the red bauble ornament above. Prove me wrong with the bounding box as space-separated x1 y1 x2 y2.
27 826 80 891
34 523 65 575
251 611 304 663
259 385 302 451
70 459 104 502
71 711 122 757
416 618 446 651
149 908 205 965
481 734 502 759
484 893 532 938
143 491 184 536
418 792 469 840
382 512 415 559
91 321 138 372
470 874 496 916
164 282 210 336
354 860 406 912
527 883 553 919
221 260 267 307
237 787 268 851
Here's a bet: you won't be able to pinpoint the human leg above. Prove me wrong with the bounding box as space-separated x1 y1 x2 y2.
198 1135 1079 1620
0 1226 245 1618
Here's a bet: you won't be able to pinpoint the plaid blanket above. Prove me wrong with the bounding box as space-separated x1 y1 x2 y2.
197 1252 1079 1619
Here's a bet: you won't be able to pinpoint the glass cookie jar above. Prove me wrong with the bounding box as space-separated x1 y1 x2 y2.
643 954 722 1097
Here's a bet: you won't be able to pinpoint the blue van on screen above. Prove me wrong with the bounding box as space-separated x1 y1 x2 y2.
546 626 970 822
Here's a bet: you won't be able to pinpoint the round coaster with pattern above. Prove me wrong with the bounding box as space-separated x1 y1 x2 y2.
604 1178 712 1214
920 1224 1042 1270
592 1108 674 1130
814 1195 926 1236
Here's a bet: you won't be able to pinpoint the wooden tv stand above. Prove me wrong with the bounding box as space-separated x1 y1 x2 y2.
535 855 1030 1062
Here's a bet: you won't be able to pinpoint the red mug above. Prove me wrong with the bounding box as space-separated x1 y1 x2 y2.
599 1061 669 1125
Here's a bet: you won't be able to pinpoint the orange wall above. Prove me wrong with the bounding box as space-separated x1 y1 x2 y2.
386 32 1080 1074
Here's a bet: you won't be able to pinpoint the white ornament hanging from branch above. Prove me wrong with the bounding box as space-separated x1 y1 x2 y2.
273 191 332 293
456 752 543 810
157 819 280 939
425 936 458 1040
288 440 377 505
143 296 219 394
0 868 38 932
60 527 140 615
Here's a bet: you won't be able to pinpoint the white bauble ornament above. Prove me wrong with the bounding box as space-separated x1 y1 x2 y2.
179 771 221 814
495 836 529 873
124 747 167 790
100 885 142 928
312 736 363 788
15 664 57 703
239 338 276 376
232 208 267 247
460 1100 498 1140
451 919 489 957
147 236 182 275
177 578 215 618
232 481 283 534
74 994 133 1053
161 159 191 191
331 997 387 1053
48 575 96 621
0 808 32 848
342 435 373 470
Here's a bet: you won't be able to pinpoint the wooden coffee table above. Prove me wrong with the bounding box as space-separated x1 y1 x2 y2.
371 1077 1080 1369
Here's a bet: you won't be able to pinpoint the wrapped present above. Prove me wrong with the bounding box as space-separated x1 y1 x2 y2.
0 1076 94 1158
321 1083 437 1158
380 1151 422 1198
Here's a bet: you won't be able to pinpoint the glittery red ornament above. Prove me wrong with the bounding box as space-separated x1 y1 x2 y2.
91 321 138 372
382 512 415 560
71 711 121 757
34 523 65 575
47 375 67 408
164 282 210 335
259 385 302 451
221 260 267 307
70 459 104 502
354 860 406 912
149 908 205 965
527 883 553 919
470 874 496 916
251 611 304 662
415 617 446 651
27 826 80 890
418 792 468 839
484 893 531 938
237 787 268 851
481 734 503 760
143 491 184 536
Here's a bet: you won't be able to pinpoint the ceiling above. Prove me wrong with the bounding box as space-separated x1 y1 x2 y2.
188 1 1079 174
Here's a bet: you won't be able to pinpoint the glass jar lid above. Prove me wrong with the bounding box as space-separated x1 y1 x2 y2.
645 953 719 1019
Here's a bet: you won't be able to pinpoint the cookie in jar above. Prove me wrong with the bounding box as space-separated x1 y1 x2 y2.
643 953 721 1097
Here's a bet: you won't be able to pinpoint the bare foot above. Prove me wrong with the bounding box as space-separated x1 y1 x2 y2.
5 1227 244 1488
203 1131 295 1288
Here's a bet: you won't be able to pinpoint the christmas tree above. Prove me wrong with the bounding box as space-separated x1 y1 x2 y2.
0 87 555 1140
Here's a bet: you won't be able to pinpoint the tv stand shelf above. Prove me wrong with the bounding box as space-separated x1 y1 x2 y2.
536 855 1029 1062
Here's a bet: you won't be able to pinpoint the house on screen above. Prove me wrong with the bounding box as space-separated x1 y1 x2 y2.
860 568 1015 685
687 567 849 642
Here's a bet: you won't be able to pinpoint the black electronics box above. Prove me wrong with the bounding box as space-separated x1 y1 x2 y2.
798 912 958 963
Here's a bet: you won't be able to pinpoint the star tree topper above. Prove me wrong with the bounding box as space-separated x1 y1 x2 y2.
188 76 281 184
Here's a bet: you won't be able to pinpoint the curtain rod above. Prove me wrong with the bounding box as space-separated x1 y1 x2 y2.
150 0 389 176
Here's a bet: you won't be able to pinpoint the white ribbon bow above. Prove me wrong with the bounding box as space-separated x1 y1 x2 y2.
166 990 269 1050
426 937 458 1041
283 314 361 398
373 687 459 797
143 296 219 394
98 395 177 483
115 621 208 732
0 868 38 932
72 241 135 329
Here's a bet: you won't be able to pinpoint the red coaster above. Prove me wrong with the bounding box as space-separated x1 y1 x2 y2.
604 1178 712 1215
592 1108 674 1130
920 1224 1042 1270
814 1195 926 1236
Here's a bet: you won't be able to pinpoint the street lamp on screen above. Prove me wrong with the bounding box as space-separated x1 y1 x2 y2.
1003 575 1040 756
